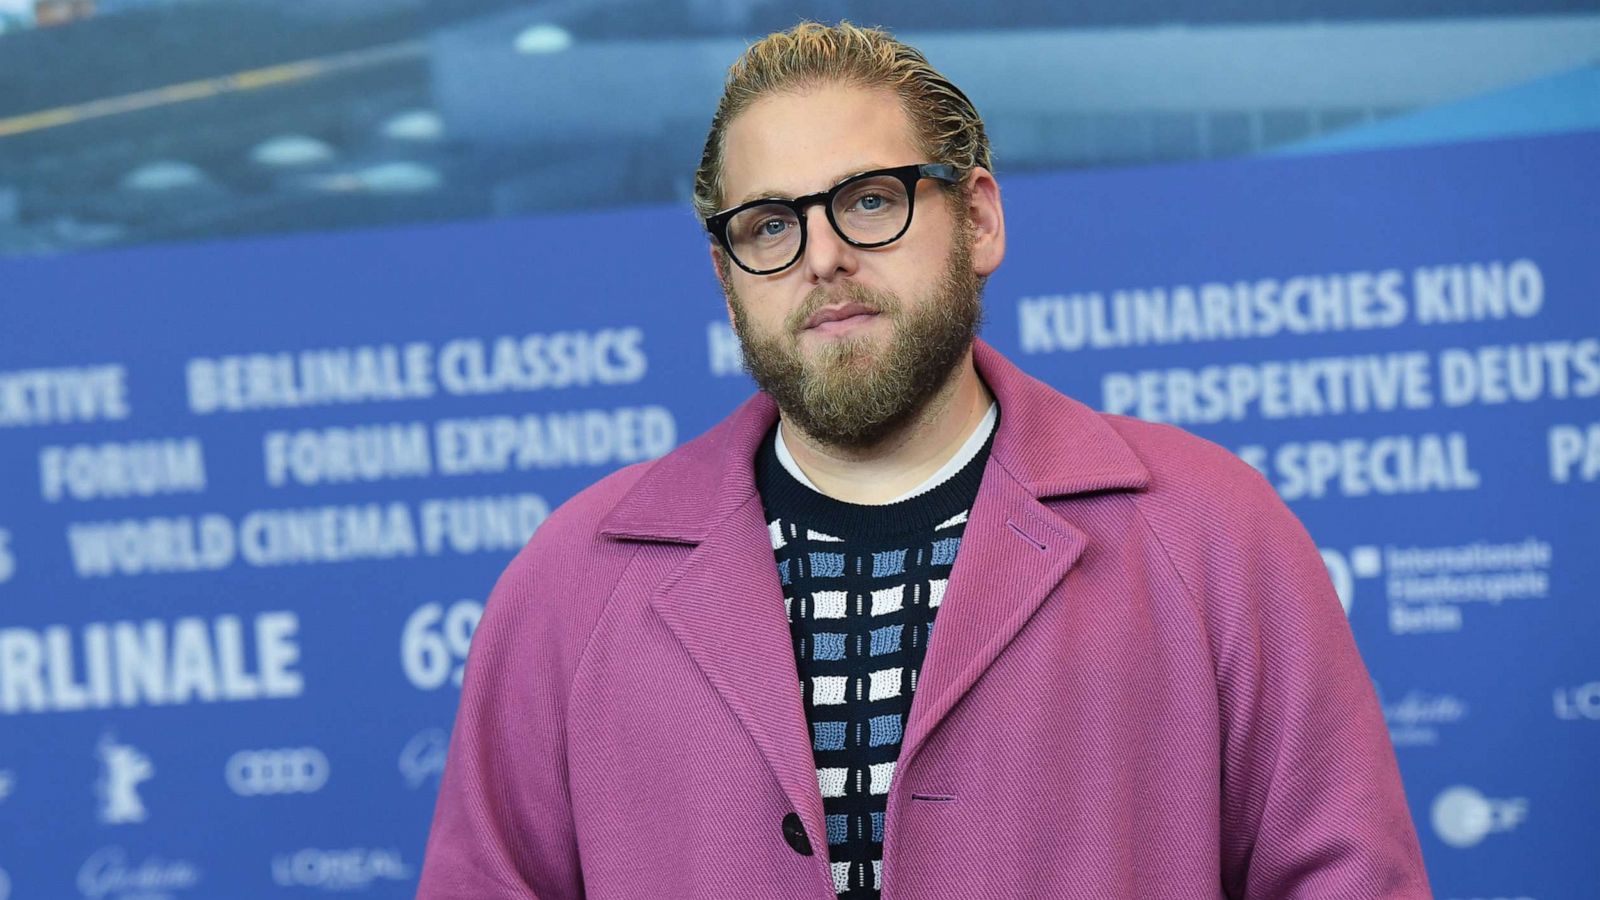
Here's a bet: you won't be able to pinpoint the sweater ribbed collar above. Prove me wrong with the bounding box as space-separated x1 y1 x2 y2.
756 410 997 540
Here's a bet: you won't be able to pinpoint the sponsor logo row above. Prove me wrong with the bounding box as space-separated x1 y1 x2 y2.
1376 679 1599 749
0 729 450 896
69 844 412 899
0 731 448 828
0 845 417 900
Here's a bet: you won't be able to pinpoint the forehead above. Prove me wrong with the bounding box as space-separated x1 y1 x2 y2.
720 82 922 206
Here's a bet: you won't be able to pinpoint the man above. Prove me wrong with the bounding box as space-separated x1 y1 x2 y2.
418 22 1431 900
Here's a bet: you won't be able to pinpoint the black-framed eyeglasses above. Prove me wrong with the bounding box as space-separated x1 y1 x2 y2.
705 163 961 276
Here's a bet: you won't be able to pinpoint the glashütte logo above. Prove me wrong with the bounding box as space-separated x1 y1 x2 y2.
270 848 411 891
95 734 153 825
1431 785 1529 849
77 846 200 900
398 729 448 789
1374 683 1468 747
225 748 329 796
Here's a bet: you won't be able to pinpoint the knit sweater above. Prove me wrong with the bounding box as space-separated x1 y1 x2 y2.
755 419 996 898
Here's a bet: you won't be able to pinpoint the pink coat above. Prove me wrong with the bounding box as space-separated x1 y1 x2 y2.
417 340 1431 899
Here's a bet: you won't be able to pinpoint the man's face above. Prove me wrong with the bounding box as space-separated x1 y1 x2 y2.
715 82 984 448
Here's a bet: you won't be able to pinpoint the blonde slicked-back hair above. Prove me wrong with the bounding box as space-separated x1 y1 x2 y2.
692 20 992 224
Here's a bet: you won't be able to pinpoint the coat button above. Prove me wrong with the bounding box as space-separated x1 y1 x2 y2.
781 812 813 856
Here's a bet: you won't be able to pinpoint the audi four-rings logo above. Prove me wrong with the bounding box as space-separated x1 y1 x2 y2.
225 748 330 796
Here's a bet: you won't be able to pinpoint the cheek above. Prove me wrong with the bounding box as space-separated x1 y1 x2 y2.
885 247 950 301
890 211 957 282
728 282 789 333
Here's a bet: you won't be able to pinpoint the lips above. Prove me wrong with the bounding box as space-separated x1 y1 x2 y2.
802 301 879 331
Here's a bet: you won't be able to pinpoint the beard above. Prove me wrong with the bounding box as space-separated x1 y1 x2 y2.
725 228 984 449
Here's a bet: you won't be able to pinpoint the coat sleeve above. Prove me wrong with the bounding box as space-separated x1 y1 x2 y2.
1197 465 1433 899
415 541 587 899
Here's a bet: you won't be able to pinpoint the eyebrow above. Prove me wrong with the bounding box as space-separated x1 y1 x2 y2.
734 163 889 207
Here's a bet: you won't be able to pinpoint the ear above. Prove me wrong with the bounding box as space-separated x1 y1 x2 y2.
962 166 1005 277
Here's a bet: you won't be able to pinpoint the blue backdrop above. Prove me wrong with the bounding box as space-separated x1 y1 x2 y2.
1 131 1596 899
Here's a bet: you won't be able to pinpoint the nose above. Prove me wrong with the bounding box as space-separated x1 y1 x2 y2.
797 203 857 284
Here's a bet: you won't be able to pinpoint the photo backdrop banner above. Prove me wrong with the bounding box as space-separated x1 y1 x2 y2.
1 131 1595 899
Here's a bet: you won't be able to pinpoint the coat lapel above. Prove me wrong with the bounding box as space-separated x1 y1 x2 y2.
896 340 1151 770
645 493 831 877
600 393 834 886
895 458 1089 774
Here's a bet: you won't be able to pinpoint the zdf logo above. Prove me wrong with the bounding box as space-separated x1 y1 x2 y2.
1431 785 1528 848
225 748 330 797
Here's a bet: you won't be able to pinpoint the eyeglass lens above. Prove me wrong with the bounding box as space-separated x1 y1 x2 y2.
725 173 911 272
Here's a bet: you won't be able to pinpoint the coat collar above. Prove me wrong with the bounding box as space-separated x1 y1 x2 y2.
598 338 1148 542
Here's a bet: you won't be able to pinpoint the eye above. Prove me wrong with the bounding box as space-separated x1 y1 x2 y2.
752 217 791 239
846 190 897 214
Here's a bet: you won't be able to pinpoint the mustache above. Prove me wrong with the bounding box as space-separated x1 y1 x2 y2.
785 282 900 334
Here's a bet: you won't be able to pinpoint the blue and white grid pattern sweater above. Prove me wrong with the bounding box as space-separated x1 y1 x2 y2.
756 423 993 899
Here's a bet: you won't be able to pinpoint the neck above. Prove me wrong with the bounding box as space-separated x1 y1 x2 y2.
780 348 994 504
